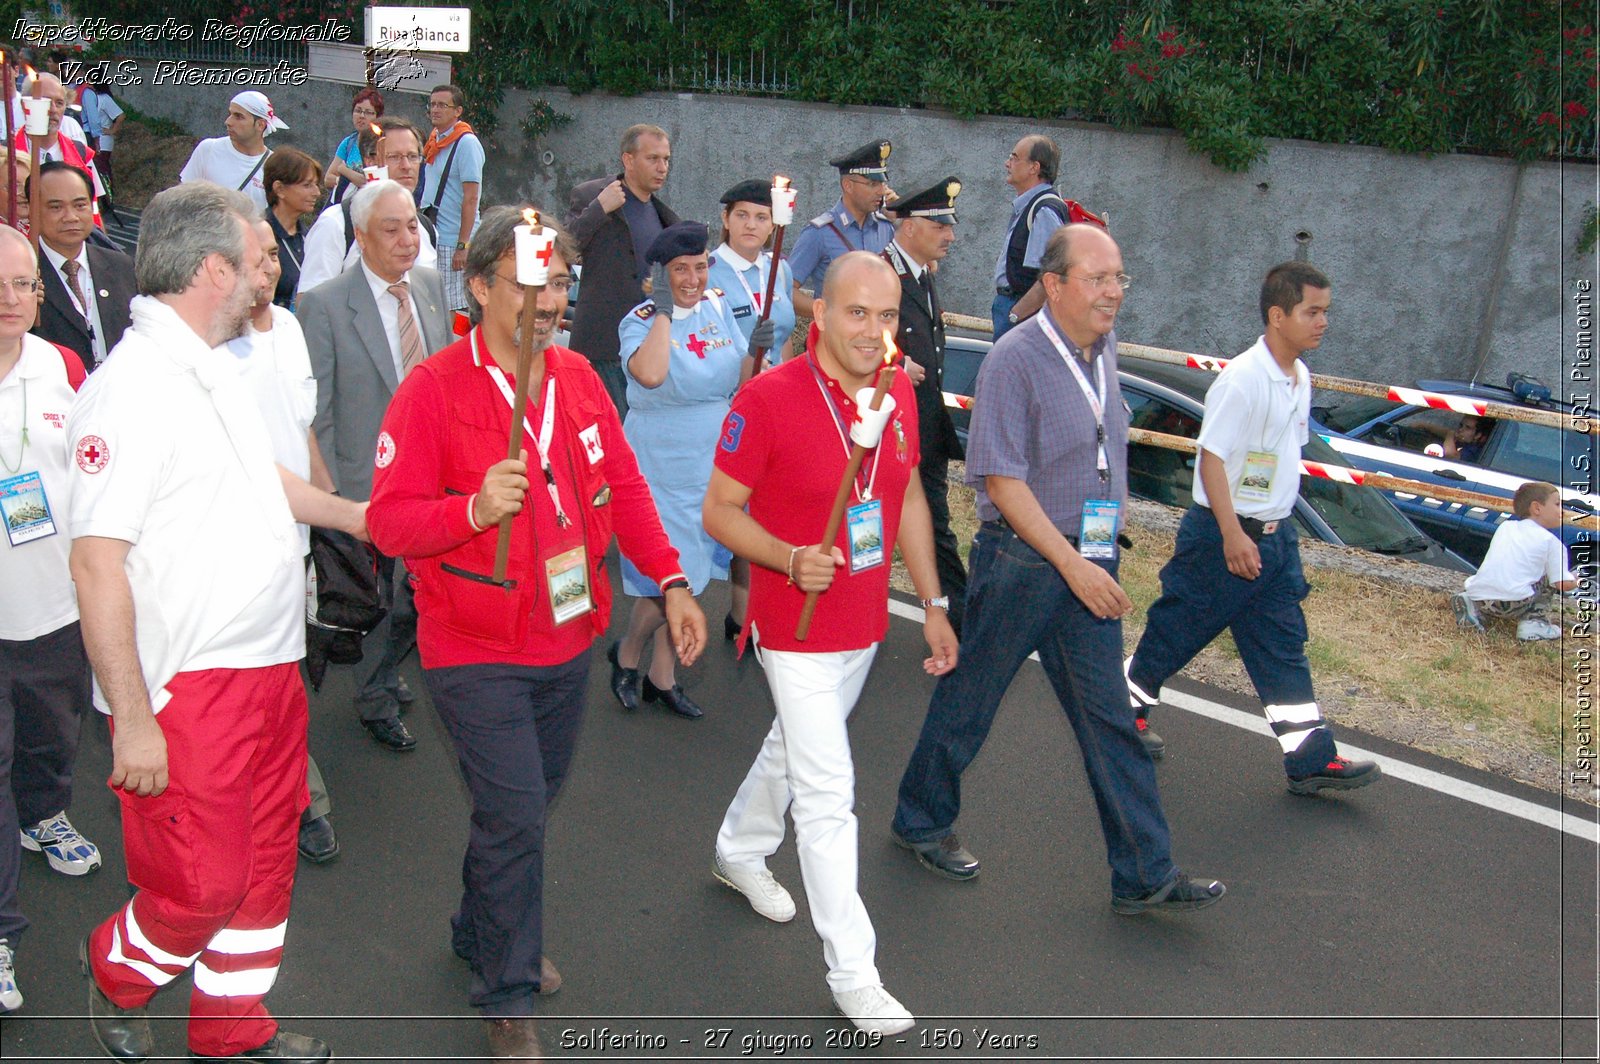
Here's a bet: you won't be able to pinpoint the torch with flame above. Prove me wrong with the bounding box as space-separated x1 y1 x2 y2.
363 123 389 182
748 175 798 377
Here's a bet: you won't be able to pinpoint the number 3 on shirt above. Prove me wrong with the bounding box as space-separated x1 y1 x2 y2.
719 412 746 453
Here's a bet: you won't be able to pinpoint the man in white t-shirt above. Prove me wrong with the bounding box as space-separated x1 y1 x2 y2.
1125 262 1381 796
1454 481 1576 641
0 226 101 1016
67 183 332 1063
178 90 287 214
229 218 369 865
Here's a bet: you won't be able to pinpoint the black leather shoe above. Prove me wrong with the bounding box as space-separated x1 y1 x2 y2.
642 676 703 719
1112 872 1226 915
606 641 639 711
297 815 339 863
362 715 417 752
1135 715 1165 759
723 613 741 641
1288 755 1382 795
191 1030 331 1061
891 830 980 881
81 937 152 1062
484 1017 543 1060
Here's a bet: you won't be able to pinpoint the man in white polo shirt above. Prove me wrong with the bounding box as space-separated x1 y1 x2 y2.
178 91 286 214
0 225 100 1016
67 183 330 1063
1123 262 1381 796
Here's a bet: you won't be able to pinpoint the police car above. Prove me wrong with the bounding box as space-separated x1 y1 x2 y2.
942 336 1473 571
1309 375 1597 565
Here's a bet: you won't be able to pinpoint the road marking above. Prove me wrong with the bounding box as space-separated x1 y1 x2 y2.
887 598 1599 844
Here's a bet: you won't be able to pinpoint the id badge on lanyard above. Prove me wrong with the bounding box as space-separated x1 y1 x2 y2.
1079 498 1120 560
0 470 58 546
545 545 594 625
847 498 884 573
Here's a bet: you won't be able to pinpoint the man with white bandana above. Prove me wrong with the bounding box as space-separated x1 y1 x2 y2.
179 91 287 214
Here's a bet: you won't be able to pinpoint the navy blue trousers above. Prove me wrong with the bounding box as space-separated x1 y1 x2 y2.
425 648 592 1016
1127 506 1336 776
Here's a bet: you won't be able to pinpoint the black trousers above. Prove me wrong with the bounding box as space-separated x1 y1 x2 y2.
0 620 91 943
919 449 968 635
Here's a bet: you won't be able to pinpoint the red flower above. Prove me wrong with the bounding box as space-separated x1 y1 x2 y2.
1566 101 1590 118
1536 111 1558 125
1161 43 1187 58
1589 74 1598 88
1111 31 1129 52
1156 30 1177 42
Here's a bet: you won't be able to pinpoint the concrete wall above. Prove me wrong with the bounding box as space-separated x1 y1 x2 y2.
119 67 1596 390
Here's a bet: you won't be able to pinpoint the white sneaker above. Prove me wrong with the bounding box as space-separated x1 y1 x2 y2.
713 853 796 922
833 984 915 1036
1451 592 1484 631
0 939 21 1011
20 811 102 876
1517 618 1561 641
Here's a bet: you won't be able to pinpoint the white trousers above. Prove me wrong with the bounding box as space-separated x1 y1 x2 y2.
716 643 880 992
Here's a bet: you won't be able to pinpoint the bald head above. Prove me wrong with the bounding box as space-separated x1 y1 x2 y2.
0 224 39 344
1039 224 1125 349
820 250 898 303
0 220 37 267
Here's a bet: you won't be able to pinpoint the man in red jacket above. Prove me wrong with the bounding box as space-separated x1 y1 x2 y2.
366 205 706 1061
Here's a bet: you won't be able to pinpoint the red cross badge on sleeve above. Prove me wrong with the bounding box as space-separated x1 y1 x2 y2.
75 435 109 473
374 431 396 469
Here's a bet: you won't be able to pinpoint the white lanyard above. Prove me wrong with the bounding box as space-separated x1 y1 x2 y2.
717 246 765 312
1038 314 1110 479
473 330 570 527
807 356 883 502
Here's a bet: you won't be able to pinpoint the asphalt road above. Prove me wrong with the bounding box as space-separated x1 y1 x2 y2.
2 576 1595 1063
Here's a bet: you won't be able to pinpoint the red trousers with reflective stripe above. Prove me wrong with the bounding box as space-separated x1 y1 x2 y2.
87 664 308 1057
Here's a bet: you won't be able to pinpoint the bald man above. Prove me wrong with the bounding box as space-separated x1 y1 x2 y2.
893 225 1226 915
704 251 956 1035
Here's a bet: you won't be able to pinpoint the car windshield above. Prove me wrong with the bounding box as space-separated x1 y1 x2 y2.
1316 394 1403 432
1300 433 1433 552
1491 420 1575 484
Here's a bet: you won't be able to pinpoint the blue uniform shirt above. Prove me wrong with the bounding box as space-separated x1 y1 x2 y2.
421 125 485 247
787 198 896 291
708 243 796 357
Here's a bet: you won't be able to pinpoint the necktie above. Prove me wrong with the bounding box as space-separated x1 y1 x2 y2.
62 258 88 314
388 280 425 378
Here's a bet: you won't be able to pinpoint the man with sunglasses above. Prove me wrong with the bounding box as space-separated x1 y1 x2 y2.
891 224 1226 916
788 140 898 319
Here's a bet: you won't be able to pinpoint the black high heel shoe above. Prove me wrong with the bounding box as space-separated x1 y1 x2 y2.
606 641 639 711
642 675 704 719
723 613 741 641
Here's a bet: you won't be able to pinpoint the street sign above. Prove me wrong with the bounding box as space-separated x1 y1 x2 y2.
364 6 471 53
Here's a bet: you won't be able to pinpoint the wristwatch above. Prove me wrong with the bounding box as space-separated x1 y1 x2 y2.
661 577 690 593
1007 312 1020 324
920 596 950 611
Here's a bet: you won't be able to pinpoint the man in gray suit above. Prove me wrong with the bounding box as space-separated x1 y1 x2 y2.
297 180 451 751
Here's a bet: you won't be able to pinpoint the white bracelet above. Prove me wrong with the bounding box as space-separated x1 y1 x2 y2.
465 493 484 532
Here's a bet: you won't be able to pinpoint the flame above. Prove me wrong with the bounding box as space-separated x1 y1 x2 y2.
22 65 35 85
773 175 792 190
882 328 896 365
521 208 540 229
369 123 383 137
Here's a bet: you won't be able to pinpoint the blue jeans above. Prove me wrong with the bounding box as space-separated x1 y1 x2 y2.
1128 506 1335 776
991 291 1018 342
425 649 592 1016
893 523 1176 896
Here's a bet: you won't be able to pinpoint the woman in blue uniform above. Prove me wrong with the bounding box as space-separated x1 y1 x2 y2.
707 179 795 639
610 222 755 719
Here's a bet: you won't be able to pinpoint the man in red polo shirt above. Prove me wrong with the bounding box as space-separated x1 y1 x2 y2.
704 250 957 1035
366 205 706 1061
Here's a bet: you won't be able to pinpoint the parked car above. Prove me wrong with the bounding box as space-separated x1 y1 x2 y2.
942 335 1474 571
1309 375 1597 565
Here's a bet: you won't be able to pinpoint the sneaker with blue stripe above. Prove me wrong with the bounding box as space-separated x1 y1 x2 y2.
0 939 21 1011
21 811 102 876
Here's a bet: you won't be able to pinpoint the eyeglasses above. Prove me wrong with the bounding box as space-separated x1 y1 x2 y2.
1064 272 1133 291
382 152 423 166
493 270 574 294
428 101 460 110
0 276 40 295
353 107 378 117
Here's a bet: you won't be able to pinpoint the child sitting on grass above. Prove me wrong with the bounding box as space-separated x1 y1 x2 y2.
1452 481 1575 641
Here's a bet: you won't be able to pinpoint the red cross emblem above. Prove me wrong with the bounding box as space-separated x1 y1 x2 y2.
75 435 109 474
685 333 709 359
534 241 554 269
579 424 605 464
374 431 396 469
